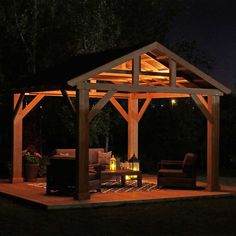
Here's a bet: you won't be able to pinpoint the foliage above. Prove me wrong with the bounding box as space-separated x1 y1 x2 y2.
0 0 187 82
23 151 42 164
1 0 235 177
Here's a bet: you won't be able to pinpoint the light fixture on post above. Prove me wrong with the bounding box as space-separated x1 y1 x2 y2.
171 99 177 106
110 155 116 171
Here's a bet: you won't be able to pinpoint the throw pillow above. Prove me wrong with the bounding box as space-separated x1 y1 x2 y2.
98 151 112 165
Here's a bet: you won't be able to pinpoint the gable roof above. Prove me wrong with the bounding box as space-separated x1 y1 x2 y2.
13 41 231 95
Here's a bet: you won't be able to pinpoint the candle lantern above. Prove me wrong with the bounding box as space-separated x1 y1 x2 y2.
128 154 139 171
110 155 116 171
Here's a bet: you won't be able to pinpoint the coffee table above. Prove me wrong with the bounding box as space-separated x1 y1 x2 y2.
101 170 142 187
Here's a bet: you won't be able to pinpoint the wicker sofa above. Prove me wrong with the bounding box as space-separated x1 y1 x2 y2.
46 148 106 194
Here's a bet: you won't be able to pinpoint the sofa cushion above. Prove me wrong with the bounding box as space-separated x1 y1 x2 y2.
54 149 75 157
89 148 104 164
98 151 112 165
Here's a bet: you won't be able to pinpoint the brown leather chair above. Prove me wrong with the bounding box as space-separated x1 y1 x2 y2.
157 153 197 189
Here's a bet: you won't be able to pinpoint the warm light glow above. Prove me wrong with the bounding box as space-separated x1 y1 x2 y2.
125 175 131 180
110 155 116 171
171 99 177 105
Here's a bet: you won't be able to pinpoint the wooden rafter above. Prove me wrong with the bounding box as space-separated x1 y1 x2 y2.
102 69 169 77
77 82 223 96
152 42 231 94
134 93 190 99
88 90 116 122
21 94 44 118
146 52 204 89
137 98 152 122
68 42 158 86
110 97 128 121
13 93 24 119
197 95 208 109
29 91 130 99
191 94 213 123
61 89 75 115
141 60 158 72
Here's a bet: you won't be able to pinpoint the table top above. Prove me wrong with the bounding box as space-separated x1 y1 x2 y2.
101 169 141 175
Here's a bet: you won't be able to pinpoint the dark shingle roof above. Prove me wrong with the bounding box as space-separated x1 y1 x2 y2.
13 44 144 92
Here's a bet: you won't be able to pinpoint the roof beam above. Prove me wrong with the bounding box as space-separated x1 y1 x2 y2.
153 42 231 94
191 94 213 123
88 90 116 122
133 93 190 99
13 93 25 119
68 42 158 86
110 97 128 121
137 98 151 122
103 69 169 77
76 82 223 96
21 94 44 119
61 89 76 115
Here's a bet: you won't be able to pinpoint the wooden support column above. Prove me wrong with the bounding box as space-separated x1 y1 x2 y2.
132 56 140 86
128 94 138 159
207 95 220 191
61 89 75 115
74 88 90 200
12 94 24 183
169 59 176 87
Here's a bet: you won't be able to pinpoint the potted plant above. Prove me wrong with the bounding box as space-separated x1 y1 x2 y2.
23 145 42 182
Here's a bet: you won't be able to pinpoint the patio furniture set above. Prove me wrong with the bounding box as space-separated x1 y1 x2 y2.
46 149 197 195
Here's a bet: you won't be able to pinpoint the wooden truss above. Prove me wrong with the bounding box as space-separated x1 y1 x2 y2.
11 41 231 198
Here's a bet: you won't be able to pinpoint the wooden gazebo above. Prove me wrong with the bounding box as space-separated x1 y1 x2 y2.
11 42 231 200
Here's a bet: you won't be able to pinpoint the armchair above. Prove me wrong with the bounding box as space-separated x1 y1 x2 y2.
46 157 102 195
157 153 197 189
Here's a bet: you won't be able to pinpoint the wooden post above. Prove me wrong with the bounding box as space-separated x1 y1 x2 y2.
207 95 220 191
132 56 140 86
12 94 24 183
74 88 90 200
128 94 138 159
169 59 176 87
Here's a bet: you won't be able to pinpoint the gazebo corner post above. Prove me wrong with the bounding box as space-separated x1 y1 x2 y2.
128 94 138 160
11 93 24 183
74 88 90 200
206 95 220 191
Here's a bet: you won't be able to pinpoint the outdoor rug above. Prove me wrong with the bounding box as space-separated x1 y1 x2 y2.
28 181 159 193
101 180 158 193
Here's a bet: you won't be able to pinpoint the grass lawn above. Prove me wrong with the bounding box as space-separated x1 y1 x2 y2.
0 196 235 236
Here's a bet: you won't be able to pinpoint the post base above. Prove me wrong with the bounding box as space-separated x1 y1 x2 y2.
205 184 221 192
11 177 24 183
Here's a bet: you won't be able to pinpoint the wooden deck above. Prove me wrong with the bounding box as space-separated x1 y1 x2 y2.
0 175 235 210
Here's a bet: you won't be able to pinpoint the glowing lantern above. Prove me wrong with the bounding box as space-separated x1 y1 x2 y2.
110 155 116 171
128 154 139 171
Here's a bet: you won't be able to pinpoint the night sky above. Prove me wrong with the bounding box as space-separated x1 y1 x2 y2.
168 0 236 92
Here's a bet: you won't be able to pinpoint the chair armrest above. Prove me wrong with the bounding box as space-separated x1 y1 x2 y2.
157 160 183 170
